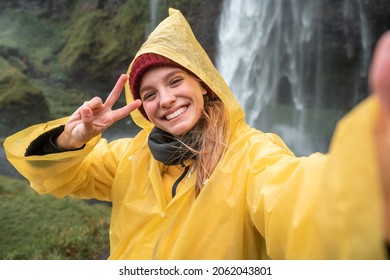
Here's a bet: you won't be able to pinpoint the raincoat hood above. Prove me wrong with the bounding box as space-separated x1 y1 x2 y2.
125 8 245 133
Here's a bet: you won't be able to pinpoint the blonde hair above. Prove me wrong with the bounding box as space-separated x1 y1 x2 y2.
196 100 229 195
178 97 229 196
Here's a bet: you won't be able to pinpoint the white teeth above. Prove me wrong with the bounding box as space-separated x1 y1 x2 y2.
166 107 187 120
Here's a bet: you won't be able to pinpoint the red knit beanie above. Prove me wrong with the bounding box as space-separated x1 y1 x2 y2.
129 53 181 119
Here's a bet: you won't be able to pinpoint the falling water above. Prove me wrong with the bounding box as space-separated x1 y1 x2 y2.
216 0 372 155
147 0 166 35
149 0 159 31
343 0 373 105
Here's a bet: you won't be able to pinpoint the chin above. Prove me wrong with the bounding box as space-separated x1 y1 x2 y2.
168 125 193 136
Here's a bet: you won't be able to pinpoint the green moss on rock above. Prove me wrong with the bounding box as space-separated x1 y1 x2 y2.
59 1 149 83
0 57 42 104
0 9 66 73
0 57 49 137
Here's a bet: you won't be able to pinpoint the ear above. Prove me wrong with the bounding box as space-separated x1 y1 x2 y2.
199 83 208 95
195 78 208 95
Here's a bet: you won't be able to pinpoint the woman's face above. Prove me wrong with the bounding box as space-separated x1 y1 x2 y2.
139 66 207 136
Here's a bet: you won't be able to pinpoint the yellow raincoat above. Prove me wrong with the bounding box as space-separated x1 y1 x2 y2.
3 8 387 259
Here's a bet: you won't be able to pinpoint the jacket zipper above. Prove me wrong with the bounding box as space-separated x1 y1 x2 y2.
171 164 190 198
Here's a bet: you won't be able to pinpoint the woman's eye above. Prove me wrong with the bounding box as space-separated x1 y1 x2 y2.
170 78 183 87
142 91 156 101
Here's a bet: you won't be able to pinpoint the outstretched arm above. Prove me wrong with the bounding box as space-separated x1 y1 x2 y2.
56 74 142 150
370 31 390 243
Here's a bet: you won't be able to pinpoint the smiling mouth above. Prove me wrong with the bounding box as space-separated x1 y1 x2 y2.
165 106 188 120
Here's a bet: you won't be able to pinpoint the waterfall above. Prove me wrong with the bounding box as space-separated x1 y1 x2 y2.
149 0 159 32
343 0 373 105
147 0 166 36
216 0 372 155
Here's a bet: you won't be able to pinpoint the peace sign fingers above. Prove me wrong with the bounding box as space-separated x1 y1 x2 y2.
111 99 142 123
104 74 130 109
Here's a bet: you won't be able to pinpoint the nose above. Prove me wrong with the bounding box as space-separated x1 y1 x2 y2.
159 90 176 108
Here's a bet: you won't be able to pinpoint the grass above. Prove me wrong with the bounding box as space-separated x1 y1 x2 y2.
0 175 111 260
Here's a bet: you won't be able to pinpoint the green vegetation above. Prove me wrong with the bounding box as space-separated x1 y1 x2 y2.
0 9 66 72
0 57 43 105
32 79 88 119
0 57 50 137
59 0 149 81
0 175 111 260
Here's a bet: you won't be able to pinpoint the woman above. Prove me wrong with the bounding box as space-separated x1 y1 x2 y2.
4 8 390 259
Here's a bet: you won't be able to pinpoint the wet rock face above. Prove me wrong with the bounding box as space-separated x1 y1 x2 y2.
0 56 49 138
182 0 223 61
0 93 49 138
316 0 390 108
54 0 222 88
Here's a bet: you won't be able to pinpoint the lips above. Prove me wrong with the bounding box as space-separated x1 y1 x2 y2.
165 106 188 120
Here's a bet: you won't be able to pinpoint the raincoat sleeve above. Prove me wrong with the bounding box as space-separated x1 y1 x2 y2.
3 117 125 201
246 96 386 259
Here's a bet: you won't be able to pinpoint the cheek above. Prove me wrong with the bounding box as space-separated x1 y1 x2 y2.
196 94 205 111
142 103 156 119
192 100 204 122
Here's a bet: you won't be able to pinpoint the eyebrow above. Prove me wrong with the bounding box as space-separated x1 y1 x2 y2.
139 68 185 96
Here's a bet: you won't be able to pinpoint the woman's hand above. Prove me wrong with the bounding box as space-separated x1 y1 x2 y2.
370 31 390 242
56 74 142 150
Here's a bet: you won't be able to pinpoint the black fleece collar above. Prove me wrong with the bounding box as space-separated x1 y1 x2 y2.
148 126 197 165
